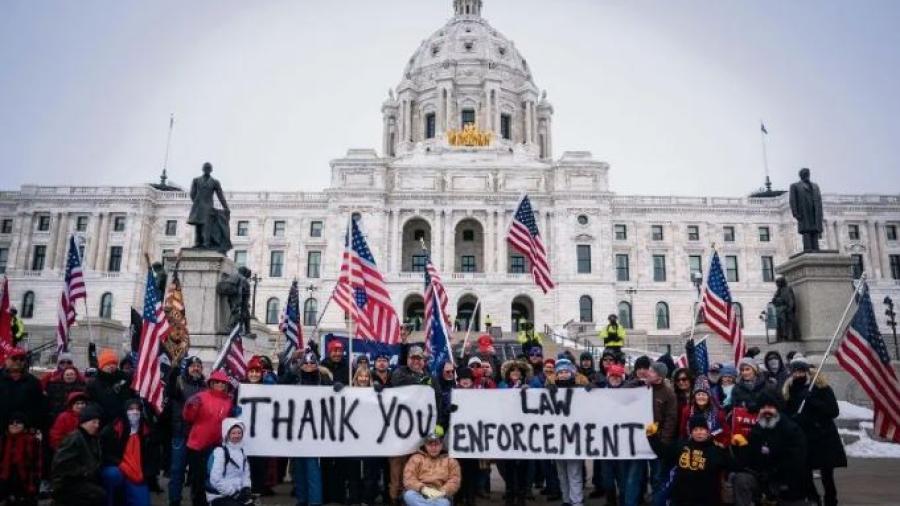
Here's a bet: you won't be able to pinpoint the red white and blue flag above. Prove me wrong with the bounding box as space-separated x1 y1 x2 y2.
835 282 900 442
57 235 86 353
507 195 554 293
132 267 170 414
335 216 401 344
701 252 745 364
424 255 453 375
214 324 247 382
279 280 302 358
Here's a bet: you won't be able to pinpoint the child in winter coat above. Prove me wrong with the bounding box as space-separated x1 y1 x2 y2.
0 411 42 506
206 419 252 506
49 391 89 450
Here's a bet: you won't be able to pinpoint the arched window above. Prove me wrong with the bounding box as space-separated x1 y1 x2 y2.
655 302 670 330
617 301 633 329
303 298 318 326
733 302 744 329
22 291 35 318
266 298 280 325
99 292 113 319
579 295 593 323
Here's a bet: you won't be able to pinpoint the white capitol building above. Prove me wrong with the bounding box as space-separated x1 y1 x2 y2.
2 0 899 358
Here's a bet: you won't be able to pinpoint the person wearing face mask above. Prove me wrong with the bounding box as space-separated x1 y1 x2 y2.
763 351 789 391
730 358 774 414
100 398 152 506
205 419 252 506
718 365 737 410
731 391 808 506
706 363 724 404
782 359 846 506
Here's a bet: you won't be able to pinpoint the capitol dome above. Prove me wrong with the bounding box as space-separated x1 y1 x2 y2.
381 0 554 160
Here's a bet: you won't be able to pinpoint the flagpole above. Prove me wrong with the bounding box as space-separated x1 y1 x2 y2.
460 297 481 359
73 234 97 350
798 273 867 414
687 244 714 346
345 216 354 385
212 323 240 371
760 121 771 192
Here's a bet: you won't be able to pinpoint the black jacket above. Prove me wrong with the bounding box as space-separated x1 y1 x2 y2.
0 370 47 429
279 367 334 386
391 366 432 387
320 357 349 386
734 414 808 501
650 435 734 506
783 375 848 470
100 418 155 483
86 370 135 424
166 370 206 437
51 427 103 490
730 376 774 413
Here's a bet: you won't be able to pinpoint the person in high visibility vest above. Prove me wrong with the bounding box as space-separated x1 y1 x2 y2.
598 313 626 352
516 318 533 344
9 308 26 344
484 314 493 330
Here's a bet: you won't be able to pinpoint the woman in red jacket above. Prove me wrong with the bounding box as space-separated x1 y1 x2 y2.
182 370 235 506
49 391 89 450
678 377 731 447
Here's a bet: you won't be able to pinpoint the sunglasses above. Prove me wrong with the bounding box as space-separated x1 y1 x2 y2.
677 377 691 382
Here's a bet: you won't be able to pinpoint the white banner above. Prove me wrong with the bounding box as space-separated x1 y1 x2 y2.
237 384 437 457
448 387 655 460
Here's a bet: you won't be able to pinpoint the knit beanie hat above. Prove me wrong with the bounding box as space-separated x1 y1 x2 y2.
555 358 576 375
720 364 737 378
633 355 652 371
57 352 75 365
98 349 118 370
650 361 669 378
688 413 709 431
79 404 102 424
692 375 712 395
789 357 811 373
738 357 758 373
456 367 473 381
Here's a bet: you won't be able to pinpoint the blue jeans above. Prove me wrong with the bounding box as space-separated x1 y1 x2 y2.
648 459 671 506
542 460 560 493
601 461 630 506
622 460 648 506
101 466 150 506
403 490 451 506
292 457 323 505
168 435 188 504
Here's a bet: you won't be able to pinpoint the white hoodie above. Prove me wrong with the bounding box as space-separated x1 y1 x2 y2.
206 417 252 502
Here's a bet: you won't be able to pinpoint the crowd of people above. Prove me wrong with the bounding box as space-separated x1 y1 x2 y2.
0 329 847 506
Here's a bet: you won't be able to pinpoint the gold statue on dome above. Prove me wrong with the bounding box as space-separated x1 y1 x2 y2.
447 123 492 147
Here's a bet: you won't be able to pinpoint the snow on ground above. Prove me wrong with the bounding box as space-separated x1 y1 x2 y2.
843 427 900 458
838 400 874 420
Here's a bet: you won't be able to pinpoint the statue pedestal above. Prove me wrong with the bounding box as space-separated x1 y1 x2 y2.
164 249 237 363
775 251 854 342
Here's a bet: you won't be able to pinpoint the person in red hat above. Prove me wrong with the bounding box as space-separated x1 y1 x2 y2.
49 391 90 450
474 335 501 383
242 356 276 497
320 339 349 384
183 370 234 506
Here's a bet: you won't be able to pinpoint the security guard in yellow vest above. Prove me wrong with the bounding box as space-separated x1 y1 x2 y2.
484 314 493 330
9 308 26 344
598 313 626 352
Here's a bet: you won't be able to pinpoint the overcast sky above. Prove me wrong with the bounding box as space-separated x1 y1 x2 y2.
2 0 899 196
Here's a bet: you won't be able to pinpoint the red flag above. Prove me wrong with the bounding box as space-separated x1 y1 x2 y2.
0 277 13 361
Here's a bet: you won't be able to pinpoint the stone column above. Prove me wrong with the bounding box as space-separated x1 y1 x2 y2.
485 209 495 273
433 210 443 271
18 214 35 270
55 212 71 269
9 212 28 270
45 212 61 270
94 212 110 271
443 210 453 273
523 101 532 144
86 212 102 270
497 209 508 274
870 221 884 278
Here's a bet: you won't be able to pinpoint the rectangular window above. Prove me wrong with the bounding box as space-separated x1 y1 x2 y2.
165 220 177 236
0 248 7 274
850 254 864 279
689 255 703 281
510 255 526 274
307 251 321 278
653 254 667 282
461 109 475 126
461 255 476 272
761 255 775 282
725 255 739 282
32 245 46 271
462 229 475 242
687 225 699 241
236 220 249 237
887 224 898 241
162 248 175 256
615 254 630 281
500 114 512 140
310 221 323 238
233 250 247 267
577 245 591 274
614 224 627 240
425 113 436 139
113 215 126 232
270 250 284 277
889 254 900 280
758 226 771 242
75 216 88 232
848 224 860 240
651 225 664 241
723 226 735 242
412 254 427 272
37 215 51 232
0 219 12 234
273 220 286 237
108 246 123 272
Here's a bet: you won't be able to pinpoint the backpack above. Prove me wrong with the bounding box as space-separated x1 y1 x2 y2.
205 445 245 494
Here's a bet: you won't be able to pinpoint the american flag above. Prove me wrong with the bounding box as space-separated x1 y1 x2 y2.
334 216 401 344
507 195 554 293
214 324 247 382
835 282 900 442
56 235 86 353
701 252 745 364
279 280 302 358
132 268 170 414
424 255 450 344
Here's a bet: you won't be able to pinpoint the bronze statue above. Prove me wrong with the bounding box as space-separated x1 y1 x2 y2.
772 276 800 341
150 261 167 297
217 266 252 333
789 167 824 251
188 162 232 254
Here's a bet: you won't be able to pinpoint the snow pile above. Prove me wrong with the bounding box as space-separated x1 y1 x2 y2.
838 400 873 421
843 425 900 458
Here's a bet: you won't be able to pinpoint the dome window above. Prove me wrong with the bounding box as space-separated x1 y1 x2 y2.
464 41 474 51
431 45 440 57
498 46 507 56
577 215 589 226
